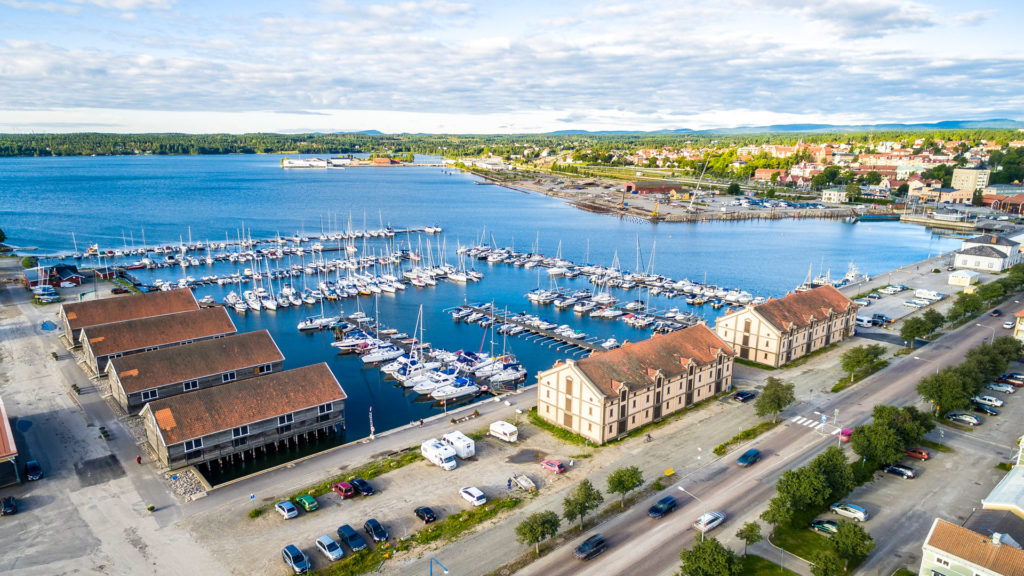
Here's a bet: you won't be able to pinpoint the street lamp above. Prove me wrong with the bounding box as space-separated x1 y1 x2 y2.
975 323 996 343
429 557 449 576
678 486 707 542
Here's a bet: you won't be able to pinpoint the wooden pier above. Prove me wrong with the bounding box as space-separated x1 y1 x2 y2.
462 306 604 354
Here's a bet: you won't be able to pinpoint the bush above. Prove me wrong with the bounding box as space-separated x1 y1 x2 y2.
248 508 262 519
21 256 38 269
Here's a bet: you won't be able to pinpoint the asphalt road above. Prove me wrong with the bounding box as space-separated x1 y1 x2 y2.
515 302 1023 576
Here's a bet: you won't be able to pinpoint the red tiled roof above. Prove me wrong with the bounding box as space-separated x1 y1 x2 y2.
81 307 236 358
926 518 1024 575
108 330 284 394
754 285 854 332
62 289 198 332
144 363 346 445
0 398 17 463
575 324 734 397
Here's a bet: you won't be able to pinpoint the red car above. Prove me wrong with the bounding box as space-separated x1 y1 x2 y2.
995 375 1024 387
332 481 356 499
905 448 930 460
541 460 566 474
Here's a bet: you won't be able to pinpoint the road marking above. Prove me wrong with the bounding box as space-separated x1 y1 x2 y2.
831 428 842 435
813 422 825 430
789 416 803 423
804 419 818 427
792 416 809 425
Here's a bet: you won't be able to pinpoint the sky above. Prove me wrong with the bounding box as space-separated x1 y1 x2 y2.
0 0 1022 133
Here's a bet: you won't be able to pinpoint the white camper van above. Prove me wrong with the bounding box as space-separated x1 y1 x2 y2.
489 420 518 443
442 431 476 459
421 439 458 470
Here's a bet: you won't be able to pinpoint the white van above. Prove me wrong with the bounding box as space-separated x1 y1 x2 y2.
421 439 458 471
855 316 873 328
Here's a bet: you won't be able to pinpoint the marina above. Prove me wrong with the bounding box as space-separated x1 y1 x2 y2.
1 154 963 446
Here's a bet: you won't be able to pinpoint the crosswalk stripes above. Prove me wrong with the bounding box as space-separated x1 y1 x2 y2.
790 415 840 433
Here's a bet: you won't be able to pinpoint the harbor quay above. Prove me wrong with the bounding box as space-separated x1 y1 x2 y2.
0 240 985 576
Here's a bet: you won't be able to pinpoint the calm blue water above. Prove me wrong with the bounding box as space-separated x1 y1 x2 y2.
1 154 961 443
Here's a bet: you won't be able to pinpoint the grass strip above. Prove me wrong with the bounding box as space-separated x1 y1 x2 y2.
713 421 778 456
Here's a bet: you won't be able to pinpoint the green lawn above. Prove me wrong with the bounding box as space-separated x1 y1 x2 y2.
742 554 800 576
770 524 832 560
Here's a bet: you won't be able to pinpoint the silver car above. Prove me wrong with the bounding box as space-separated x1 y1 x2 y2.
315 535 344 562
972 395 1005 408
986 382 1016 394
693 511 726 533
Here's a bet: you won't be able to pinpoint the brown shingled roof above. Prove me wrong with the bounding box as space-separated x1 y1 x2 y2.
144 363 346 445
754 285 854 332
62 289 198 332
575 324 734 397
82 307 236 358
108 330 284 394
926 518 1024 575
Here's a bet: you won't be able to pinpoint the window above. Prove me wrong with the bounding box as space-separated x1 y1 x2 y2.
934 557 949 567
232 425 249 438
546 390 551 398
257 363 273 374
145 346 158 352
277 424 292 434
278 414 294 425
140 389 158 401
565 378 573 396
588 407 593 416
183 380 199 392
232 437 247 447
318 403 333 414
184 438 203 451
222 371 237 383
317 412 332 423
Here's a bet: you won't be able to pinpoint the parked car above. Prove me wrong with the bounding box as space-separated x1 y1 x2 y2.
275 500 298 519
573 534 608 560
364 518 389 542
541 460 566 474
332 481 357 499
414 506 437 524
315 535 344 562
853 298 870 307
995 375 1024 386
295 494 319 512
986 382 1016 394
830 502 869 522
991 309 1003 317
905 448 930 460
737 449 761 467
693 511 726 533
1006 373 1024 381
1 496 16 516
24 460 42 481
1004 321 1016 329
810 519 839 535
337 524 368 552
972 403 1000 416
733 390 757 403
872 313 894 324
350 477 375 496
972 395 1005 407
281 544 310 574
946 411 982 426
883 464 916 479
460 486 487 507
866 293 882 300
648 496 677 519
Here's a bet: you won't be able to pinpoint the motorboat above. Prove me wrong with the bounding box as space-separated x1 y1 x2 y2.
431 378 480 400
297 315 340 331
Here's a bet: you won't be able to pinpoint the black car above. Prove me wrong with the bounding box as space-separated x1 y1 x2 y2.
648 496 677 519
574 534 607 560
337 524 368 552
734 390 756 403
24 460 42 481
972 403 1000 416
883 464 916 479
414 506 437 524
1 496 16 516
350 477 375 496
364 518 389 542
991 309 1003 317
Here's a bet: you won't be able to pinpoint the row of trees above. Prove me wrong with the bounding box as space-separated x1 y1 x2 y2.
761 445 855 527
515 466 644 553
917 336 1023 413
900 309 947 349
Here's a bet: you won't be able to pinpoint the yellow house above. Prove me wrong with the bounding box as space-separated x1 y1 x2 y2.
535 324 734 445
714 285 857 368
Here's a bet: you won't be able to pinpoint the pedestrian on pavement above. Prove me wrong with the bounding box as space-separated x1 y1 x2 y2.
507 478 512 490
136 455 142 465
419 419 424 427
569 459 574 467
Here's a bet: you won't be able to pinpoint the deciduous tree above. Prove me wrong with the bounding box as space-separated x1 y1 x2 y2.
832 521 875 566
515 510 561 555
809 549 845 576
606 466 644 507
562 479 604 530
735 522 762 556
679 536 743 576
755 377 795 423
900 317 931 348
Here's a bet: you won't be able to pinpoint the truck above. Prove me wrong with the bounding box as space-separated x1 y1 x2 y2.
441 430 475 459
421 439 457 471
489 420 518 443
915 289 944 301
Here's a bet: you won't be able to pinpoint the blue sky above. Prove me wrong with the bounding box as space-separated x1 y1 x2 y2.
0 0 1021 133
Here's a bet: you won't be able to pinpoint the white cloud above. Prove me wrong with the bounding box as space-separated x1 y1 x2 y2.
955 10 991 26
